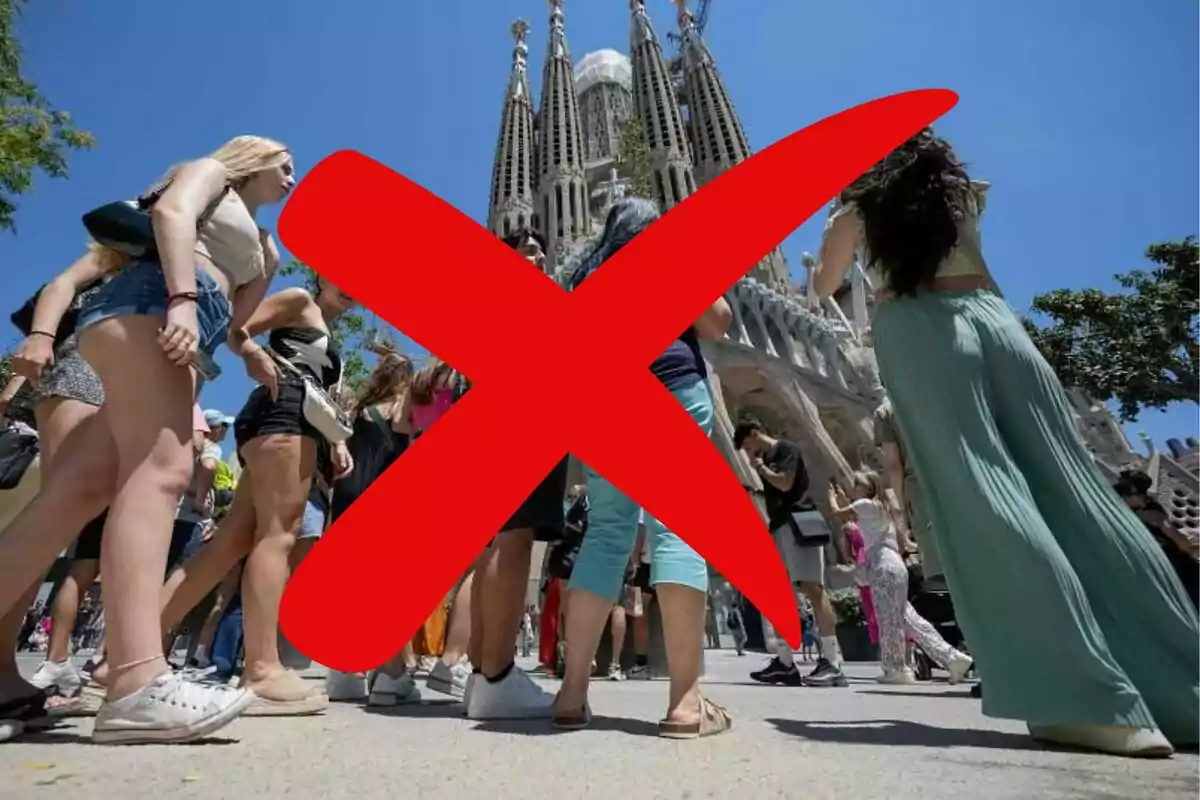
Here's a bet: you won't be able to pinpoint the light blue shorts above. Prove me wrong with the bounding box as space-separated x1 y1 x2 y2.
299 499 327 540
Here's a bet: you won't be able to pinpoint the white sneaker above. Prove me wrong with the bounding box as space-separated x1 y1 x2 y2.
30 660 82 697
461 673 477 716
427 660 471 699
607 663 625 681
947 654 973 685
367 671 422 707
1028 723 1174 758
325 671 369 702
92 672 253 745
877 668 917 685
466 667 554 720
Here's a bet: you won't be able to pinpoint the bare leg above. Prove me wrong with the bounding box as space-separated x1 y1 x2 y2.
81 317 196 700
480 529 534 677
440 569 474 666
238 434 315 689
46 560 100 663
656 583 706 727
608 604 627 674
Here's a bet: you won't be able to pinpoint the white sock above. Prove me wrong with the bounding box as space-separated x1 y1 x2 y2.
820 635 843 667
775 641 796 667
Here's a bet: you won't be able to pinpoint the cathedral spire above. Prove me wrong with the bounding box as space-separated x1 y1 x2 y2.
628 0 695 210
487 19 537 239
535 0 590 273
674 0 788 285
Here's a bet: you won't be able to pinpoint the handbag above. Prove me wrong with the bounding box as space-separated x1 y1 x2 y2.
266 348 354 444
81 181 231 259
771 500 832 548
0 425 39 491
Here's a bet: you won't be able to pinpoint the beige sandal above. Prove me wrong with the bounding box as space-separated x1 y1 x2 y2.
658 695 732 740
241 670 328 717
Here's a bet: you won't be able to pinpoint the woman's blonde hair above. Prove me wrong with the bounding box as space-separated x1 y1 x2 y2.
88 134 290 269
852 469 886 502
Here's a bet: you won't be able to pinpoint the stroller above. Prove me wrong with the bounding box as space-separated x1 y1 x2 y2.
906 558 970 681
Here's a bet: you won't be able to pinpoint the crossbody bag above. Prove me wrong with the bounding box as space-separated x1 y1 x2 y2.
770 500 832 548
265 348 354 444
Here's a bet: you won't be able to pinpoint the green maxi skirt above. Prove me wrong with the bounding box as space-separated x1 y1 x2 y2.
873 289 1198 745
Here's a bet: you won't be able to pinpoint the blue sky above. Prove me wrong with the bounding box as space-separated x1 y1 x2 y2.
3 0 1197 448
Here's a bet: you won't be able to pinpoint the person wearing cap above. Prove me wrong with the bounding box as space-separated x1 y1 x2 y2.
174 408 230 567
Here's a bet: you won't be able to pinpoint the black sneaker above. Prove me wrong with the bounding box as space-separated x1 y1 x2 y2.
801 658 848 687
749 658 803 685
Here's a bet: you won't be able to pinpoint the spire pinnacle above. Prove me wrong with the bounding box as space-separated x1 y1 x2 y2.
673 0 695 27
511 18 529 64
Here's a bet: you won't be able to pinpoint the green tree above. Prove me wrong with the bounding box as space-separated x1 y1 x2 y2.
0 0 96 232
616 115 654 201
0 350 10 386
277 259 377 392
1023 236 1199 421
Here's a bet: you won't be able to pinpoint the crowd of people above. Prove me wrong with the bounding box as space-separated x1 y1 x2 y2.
0 129 1195 760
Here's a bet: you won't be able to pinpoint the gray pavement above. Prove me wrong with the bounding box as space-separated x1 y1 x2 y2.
2 651 1196 799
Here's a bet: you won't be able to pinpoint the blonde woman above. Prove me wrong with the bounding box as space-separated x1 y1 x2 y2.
827 471 972 685
0 135 293 744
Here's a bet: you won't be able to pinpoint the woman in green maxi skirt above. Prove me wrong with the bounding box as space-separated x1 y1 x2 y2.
813 129 1198 758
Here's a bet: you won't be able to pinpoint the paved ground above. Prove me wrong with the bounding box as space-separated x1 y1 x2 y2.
2 651 1196 799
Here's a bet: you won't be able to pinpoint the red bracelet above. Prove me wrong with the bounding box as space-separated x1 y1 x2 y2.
166 292 199 309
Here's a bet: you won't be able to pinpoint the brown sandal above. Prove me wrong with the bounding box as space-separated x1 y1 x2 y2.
241 670 328 717
658 695 732 740
551 695 592 730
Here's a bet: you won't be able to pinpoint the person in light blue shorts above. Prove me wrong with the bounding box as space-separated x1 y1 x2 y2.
551 198 736 740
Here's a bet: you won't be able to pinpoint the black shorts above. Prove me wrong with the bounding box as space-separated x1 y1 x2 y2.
73 511 108 561
234 380 320 450
498 458 569 543
634 563 655 595
234 380 331 474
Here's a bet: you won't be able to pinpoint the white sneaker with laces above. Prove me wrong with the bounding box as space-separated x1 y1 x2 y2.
30 660 82 697
427 660 471 699
92 672 253 745
466 667 554 720
367 672 421 707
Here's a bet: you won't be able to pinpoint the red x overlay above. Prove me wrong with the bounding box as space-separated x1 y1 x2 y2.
277 89 957 671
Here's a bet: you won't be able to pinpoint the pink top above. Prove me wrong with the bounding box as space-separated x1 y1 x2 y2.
409 388 454 434
192 404 210 434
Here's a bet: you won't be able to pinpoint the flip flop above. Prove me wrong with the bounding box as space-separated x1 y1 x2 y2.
657 696 732 740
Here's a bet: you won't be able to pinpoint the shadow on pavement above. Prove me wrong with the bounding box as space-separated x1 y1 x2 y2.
359 700 464 719
472 714 660 738
856 689 977 700
767 718 1043 751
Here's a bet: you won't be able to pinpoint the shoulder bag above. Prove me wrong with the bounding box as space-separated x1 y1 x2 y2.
266 348 354 444
0 425 39 491
770 500 832 548
81 180 231 259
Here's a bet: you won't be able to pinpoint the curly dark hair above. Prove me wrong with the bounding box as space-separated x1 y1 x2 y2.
841 128 976 297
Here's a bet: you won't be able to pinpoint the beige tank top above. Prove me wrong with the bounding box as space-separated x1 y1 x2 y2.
830 180 996 291
194 189 265 287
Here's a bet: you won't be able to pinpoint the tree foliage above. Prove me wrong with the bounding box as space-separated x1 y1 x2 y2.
1023 236 1199 421
277 259 377 392
0 0 95 232
616 115 654 202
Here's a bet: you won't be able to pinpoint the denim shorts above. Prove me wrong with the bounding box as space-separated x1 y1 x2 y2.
299 499 327 540
76 260 232 357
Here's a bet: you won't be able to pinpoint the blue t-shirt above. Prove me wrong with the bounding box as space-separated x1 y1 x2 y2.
651 327 707 391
